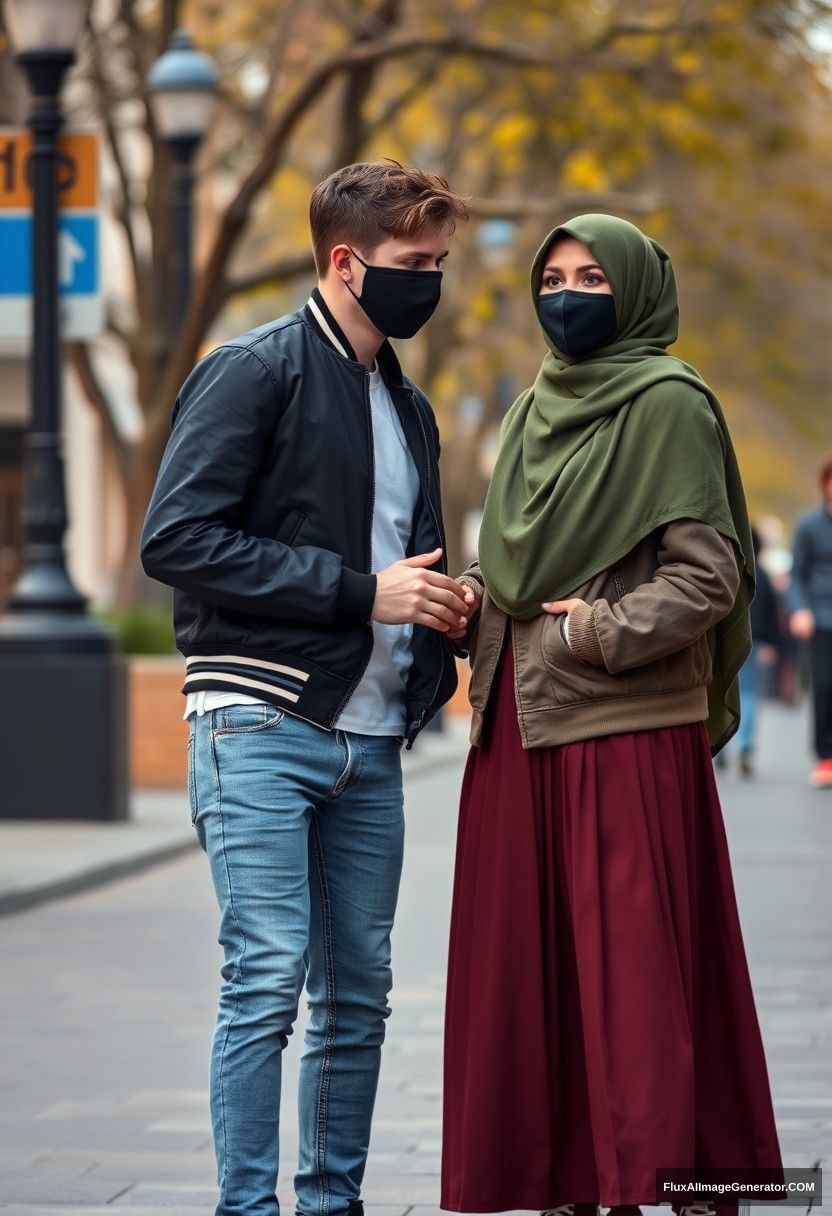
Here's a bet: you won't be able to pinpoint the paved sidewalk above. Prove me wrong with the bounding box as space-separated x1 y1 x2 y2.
0 699 828 1215
0 716 470 916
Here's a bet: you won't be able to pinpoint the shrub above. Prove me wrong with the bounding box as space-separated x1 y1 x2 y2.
95 604 176 655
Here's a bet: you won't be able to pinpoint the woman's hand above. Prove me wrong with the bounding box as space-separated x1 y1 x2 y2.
541 597 585 616
447 587 479 639
790 608 815 641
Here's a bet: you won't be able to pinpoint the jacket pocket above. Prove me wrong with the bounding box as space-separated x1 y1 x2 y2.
213 704 286 734
540 609 628 705
232 509 308 637
276 507 308 546
187 727 198 825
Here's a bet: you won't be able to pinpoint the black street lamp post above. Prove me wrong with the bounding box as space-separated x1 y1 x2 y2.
147 30 218 335
0 0 128 821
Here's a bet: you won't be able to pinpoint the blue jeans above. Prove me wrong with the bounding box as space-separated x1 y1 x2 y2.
188 703 406 1216
736 641 761 755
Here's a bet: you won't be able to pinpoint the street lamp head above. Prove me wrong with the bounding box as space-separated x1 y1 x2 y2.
476 218 519 270
146 29 219 143
3 0 89 54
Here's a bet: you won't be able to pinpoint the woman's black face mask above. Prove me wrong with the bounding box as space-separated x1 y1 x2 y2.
346 248 443 339
536 289 617 357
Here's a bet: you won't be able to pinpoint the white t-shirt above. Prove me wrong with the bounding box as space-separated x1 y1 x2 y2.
184 362 421 735
333 363 420 734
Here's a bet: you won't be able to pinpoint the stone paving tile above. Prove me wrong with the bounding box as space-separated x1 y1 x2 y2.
349 1177 442 1205
19 1148 215 1176
408 1209 528 1216
108 1183 220 1208
143 1115 212 1134
0 1149 46 1171
413 1139 441 1153
401 1155 442 1175
121 1088 208 1111
0 1208 210 1216
0 1175 130 1205
370 1117 442 1132
399 1079 441 1096
0 1115 206 1153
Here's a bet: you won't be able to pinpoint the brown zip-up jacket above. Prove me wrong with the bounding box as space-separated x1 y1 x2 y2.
453 518 741 749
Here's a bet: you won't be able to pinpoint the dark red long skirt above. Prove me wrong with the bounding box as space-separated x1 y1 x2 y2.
441 633 782 1213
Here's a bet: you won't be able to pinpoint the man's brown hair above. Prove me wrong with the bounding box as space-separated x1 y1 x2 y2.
309 160 470 276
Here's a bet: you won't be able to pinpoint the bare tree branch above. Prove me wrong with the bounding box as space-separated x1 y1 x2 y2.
469 191 663 219
361 57 442 139
106 303 135 347
86 15 141 295
322 0 406 171
220 250 317 303
160 0 182 51
67 342 131 484
117 0 157 81
590 11 747 53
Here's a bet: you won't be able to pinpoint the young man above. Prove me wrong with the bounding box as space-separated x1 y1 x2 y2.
789 453 832 787
140 161 474 1216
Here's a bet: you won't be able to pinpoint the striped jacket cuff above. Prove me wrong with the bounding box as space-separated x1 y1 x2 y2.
182 654 310 703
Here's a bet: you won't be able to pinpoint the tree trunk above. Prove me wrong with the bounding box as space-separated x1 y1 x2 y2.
113 422 171 611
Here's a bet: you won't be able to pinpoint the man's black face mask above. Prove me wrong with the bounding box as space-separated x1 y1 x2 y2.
346 249 443 339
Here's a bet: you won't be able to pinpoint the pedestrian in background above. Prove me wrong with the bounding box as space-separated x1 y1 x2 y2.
732 525 782 778
442 214 782 1216
788 453 832 788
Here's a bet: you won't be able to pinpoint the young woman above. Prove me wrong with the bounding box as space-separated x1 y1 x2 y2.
441 215 783 1216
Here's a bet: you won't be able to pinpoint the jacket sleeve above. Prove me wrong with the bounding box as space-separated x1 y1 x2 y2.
566 519 741 671
140 344 376 625
448 558 485 658
456 558 485 600
786 516 812 614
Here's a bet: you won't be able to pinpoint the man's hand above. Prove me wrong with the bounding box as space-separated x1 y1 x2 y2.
790 608 815 641
373 548 476 633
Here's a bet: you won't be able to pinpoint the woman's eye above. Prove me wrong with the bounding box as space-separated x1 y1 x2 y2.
583 274 605 287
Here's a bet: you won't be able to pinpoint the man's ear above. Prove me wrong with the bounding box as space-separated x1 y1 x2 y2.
330 244 354 283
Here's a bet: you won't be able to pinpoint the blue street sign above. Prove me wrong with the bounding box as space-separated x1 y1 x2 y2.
0 213 99 296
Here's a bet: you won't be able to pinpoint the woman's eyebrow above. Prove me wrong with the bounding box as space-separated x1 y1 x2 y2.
543 262 605 274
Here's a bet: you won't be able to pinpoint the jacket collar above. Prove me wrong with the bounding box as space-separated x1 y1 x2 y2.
302 287 405 388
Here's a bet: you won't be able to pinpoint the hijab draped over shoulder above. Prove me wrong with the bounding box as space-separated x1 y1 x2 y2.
476 213 755 754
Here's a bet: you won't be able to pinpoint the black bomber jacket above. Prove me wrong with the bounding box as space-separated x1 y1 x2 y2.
140 288 458 748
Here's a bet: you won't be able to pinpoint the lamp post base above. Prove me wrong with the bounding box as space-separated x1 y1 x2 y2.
0 617 129 821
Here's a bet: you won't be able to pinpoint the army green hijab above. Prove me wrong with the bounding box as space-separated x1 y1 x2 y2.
477 213 755 754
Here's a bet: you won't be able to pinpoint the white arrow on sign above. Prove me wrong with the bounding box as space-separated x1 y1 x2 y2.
59 228 86 288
